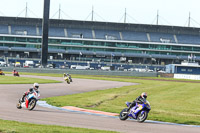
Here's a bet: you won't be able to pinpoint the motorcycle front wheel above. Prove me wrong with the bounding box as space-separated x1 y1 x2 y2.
16 99 22 109
119 108 129 120
16 103 22 109
137 111 148 122
28 99 37 110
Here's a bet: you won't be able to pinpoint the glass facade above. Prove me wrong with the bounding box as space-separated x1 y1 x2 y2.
0 35 200 64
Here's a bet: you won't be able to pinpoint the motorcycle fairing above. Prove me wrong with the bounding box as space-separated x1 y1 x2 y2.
25 93 34 108
126 102 131 107
25 97 29 108
128 103 144 119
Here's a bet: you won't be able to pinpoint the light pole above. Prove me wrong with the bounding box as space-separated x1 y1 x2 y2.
41 0 50 67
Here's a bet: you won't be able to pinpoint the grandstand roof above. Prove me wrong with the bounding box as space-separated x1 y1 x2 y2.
0 16 200 35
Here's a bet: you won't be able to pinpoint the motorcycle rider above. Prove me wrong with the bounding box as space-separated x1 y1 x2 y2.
12 69 19 76
128 92 147 111
63 73 72 82
21 83 40 102
63 73 67 78
0 69 4 75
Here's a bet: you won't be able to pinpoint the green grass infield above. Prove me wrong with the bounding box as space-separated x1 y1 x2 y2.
0 75 61 84
40 73 200 125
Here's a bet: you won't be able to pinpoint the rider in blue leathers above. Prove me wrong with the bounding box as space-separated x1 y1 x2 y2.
128 92 147 111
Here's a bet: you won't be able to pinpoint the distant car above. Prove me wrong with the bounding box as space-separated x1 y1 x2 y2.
90 67 95 70
35 63 41 68
147 69 154 72
76 65 90 70
101 66 110 71
0 61 6 67
158 70 165 73
15 62 21 67
23 66 29 68
24 61 34 68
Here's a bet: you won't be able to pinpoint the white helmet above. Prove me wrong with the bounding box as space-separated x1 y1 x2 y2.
33 83 39 89
141 92 147 99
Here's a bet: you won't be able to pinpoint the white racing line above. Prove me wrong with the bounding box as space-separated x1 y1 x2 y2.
37 101 200 128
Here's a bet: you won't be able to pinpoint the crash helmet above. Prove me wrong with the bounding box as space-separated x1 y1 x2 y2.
33 83 39 90
141 92 147 99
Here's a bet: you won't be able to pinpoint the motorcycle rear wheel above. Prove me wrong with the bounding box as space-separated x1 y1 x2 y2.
137 111 148 122
28 99 37 110
119 108 129 120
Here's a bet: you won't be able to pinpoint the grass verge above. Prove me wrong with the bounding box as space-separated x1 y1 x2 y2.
0 119 118 133
0 75 61 84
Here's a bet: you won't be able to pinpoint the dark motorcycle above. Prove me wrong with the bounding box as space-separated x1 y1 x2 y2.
119 100 151 123
13 72 20 77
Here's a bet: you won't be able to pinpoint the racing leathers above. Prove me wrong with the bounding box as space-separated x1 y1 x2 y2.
21 88 39 102
63 73 72 82
128 96 146 111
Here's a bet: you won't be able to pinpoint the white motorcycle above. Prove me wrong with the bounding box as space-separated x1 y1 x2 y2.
17 89 40 110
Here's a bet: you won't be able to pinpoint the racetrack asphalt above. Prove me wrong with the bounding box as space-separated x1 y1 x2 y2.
0 75 199 133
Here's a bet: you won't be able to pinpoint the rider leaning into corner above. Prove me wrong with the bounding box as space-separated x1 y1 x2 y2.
128 92 148 111
12 69 19 76
21 83 40 102
0 69 4 75
63 73 72 81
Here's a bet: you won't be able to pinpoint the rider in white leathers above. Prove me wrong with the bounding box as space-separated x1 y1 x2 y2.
21 83 40 102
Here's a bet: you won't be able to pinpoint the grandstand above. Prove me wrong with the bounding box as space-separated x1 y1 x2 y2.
0 16 200 69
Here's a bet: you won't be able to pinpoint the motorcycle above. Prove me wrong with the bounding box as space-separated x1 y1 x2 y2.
69 75 72 82
119 100 151 123
17 90 40 110
64 76 72 84
0 71 5 75
13 72 20 77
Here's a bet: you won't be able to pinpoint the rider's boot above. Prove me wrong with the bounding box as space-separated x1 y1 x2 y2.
21 94 26 102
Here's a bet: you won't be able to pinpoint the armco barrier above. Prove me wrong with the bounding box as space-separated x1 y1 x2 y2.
1 67 158 77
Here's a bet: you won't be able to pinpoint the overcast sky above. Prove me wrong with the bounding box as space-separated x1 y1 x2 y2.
0 0 200 27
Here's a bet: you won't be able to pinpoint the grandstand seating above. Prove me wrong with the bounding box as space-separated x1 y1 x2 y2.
3 17 200 68
11 25 36 36
176 34 200 44
178 55 188 60
48 48 66 53
81 50 94 55
10 47 37 52
67 50 82 54
112 52 122 56
94 29 120 40
124 53 149 58
49 27 65 37
67 28 92 39
151 54 177 59
1 24 200 46
0 24 8 34
149 32 175 43
0 46 9 50
122 31 148 42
